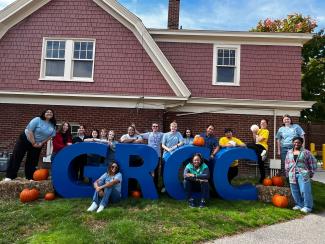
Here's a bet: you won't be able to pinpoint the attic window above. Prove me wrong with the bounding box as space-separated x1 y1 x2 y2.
40 38 95 82
212 44 240 86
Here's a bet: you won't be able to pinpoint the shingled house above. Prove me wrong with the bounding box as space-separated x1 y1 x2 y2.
0 0 313 175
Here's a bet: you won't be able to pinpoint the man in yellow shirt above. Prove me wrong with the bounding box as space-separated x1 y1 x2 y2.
219 128 246 184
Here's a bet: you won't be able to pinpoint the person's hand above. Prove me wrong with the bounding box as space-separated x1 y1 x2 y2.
277 149 281 156
33 143 43 148
98 190 104 197
95 186 102 192
185 173 195 177
198 179 208 183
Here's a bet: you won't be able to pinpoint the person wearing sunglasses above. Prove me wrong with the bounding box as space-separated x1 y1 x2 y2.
87 162 122 213
134 123 163 190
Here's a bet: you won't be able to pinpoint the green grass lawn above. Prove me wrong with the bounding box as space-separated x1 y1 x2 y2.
0 181 324 244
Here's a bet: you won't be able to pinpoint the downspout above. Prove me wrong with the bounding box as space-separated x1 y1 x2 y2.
273 108 277 160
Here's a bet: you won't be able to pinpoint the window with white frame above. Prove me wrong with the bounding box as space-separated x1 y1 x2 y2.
40 39 95 81
213 45 240 86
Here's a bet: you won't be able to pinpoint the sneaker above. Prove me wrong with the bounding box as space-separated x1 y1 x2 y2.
300 207 312 213
96 205 105 213
161 187 166 193
188 198 195 208
261 150 267 161
87 202 98 212
199 199 206 208
292 205 301 211
2 178 12 182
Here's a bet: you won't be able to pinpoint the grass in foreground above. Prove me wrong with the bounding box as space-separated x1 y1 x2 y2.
0 181 324 244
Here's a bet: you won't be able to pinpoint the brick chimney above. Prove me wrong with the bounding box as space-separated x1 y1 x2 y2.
167 0 180 29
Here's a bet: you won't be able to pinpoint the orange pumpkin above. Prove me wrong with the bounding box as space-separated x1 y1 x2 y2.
131 190 141 199
44 192 55 201
271 176 284 187
30 188 40 200
263 178 273 186
20 188 39 202
193 136 205 147
20 189 33 203
272 194 288 208
33 169 49 181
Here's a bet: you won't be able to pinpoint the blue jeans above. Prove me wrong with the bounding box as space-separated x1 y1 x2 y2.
92 187 121 207
290 174 313 210
280 146 292 174
184 179 209 200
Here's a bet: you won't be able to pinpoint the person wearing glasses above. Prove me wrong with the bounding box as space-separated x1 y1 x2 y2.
87 162 122 213
3 109 56 181
134 123 163 189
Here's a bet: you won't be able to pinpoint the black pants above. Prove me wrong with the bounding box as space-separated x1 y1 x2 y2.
228 166 239 183
71 154 87 181
153 157 161 189
6 132 42 180
247 143 266 182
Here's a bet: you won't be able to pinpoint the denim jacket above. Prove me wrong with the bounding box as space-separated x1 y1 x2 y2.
285 149 317 184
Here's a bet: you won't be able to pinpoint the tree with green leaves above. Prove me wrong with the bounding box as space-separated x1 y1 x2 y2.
301 30 325 121
251 14 324 122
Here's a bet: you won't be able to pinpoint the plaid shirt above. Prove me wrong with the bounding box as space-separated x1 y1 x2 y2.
285 149 317 184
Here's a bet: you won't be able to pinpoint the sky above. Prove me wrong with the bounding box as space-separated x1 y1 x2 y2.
0 0 324 32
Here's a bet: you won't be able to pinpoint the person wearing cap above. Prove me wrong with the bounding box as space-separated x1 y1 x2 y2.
219 128 246 183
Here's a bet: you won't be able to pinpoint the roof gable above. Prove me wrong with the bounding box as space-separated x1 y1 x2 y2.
0 0 191 98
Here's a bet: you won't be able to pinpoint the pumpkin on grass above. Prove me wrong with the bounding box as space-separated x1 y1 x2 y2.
193 136 205 147
33 169 49 181
263 177 273 186
272 194 288 208
131 190 141 199
44 192 56 201
272 176 284 187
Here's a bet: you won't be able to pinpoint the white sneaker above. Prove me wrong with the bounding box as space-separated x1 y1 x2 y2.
300 207 312 213
87 202 98 212
2 178 12 182
96 205 105 213
261 150 267 161
161 187 166 193
292 205 301 210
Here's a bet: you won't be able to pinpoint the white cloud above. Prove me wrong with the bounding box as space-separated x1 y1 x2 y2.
1 0 324 31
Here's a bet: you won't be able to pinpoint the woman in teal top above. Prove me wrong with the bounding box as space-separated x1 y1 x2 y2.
4 109 56 181
184 153 210 208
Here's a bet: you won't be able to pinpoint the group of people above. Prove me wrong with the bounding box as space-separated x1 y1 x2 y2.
2 110 317 213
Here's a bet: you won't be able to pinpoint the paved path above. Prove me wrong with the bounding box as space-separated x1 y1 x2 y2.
207 212 325 244
206 168 325 244
313 168 325 183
